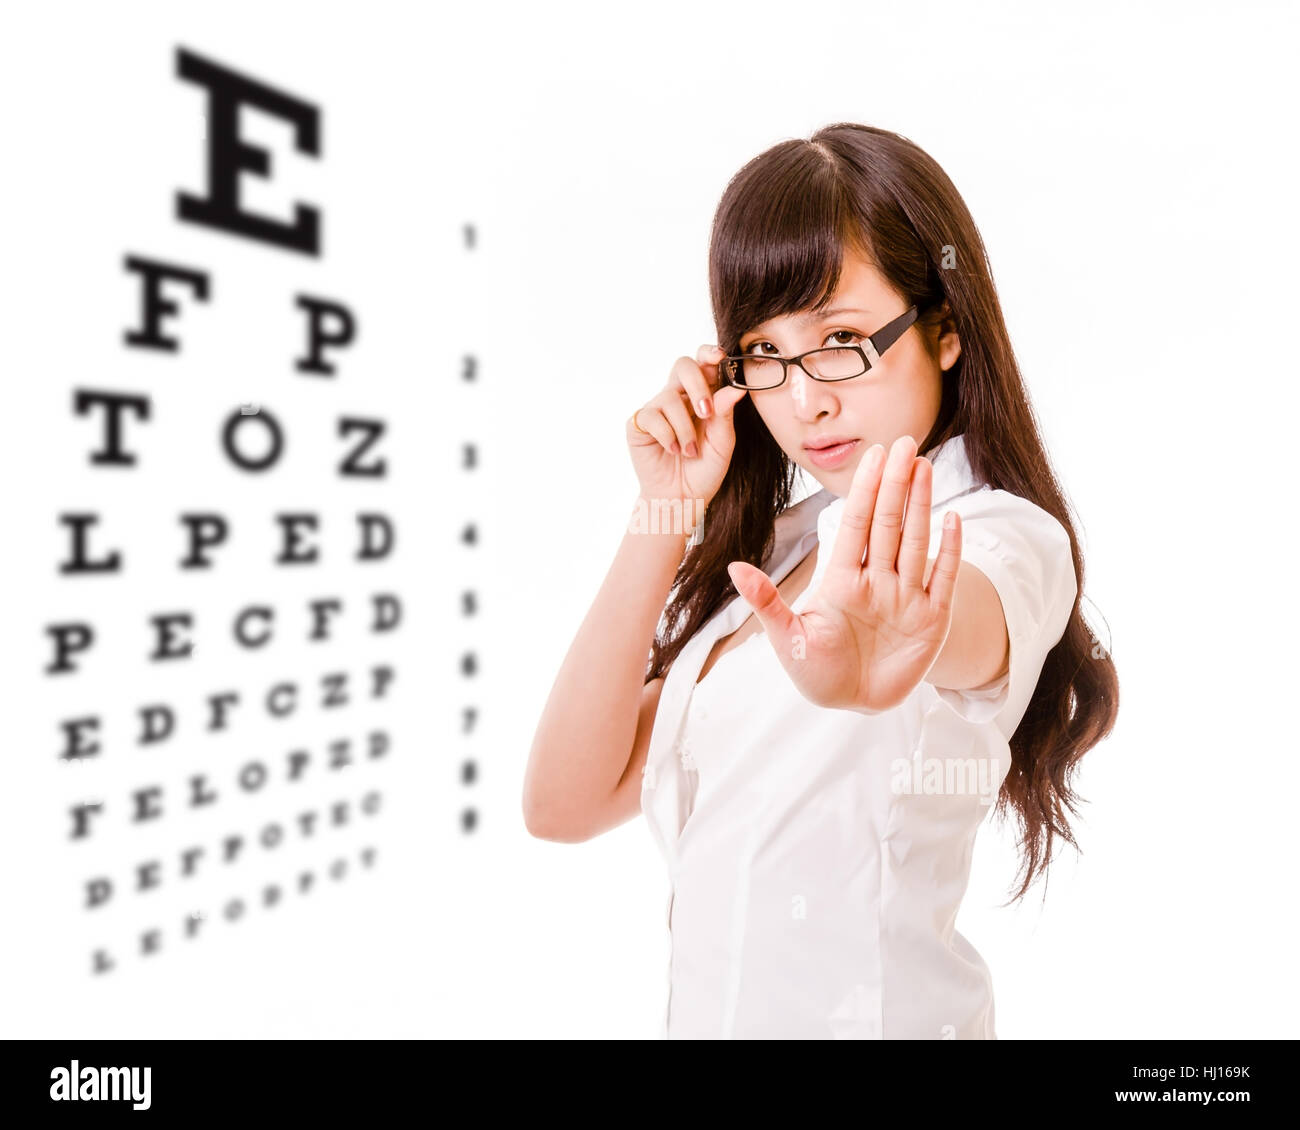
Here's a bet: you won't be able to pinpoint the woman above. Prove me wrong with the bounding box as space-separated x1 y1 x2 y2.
523 122 1119 1039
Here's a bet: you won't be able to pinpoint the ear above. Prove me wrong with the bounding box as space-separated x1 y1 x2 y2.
933 301 962 373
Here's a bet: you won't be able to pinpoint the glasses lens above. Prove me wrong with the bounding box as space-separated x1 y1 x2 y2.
731 356 784 389
803 347 867 380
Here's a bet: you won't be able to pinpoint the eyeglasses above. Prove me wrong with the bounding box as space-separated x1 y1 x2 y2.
719 305 920 390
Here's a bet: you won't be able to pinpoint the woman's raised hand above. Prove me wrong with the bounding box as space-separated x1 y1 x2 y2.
626 346 750 517
726 435 963 713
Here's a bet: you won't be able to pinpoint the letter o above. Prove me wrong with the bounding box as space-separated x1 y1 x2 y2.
222 408 284 471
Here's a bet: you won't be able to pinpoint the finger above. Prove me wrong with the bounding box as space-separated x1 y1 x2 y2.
632 405 679 454
726 560 800 654
661 390 701 458
671 351 721 422
865 435 918 576
829 441 887 574
896 456 933 590
926 510 962 619
692 345 726 418
626 410 659 445
710 383 748 420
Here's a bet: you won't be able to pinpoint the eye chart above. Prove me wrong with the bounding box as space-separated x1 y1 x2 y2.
0 15 502 1037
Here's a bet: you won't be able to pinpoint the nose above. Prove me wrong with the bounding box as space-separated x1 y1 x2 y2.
788 365 840 421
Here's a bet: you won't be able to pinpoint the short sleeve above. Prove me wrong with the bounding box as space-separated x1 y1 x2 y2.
928 486 1077 739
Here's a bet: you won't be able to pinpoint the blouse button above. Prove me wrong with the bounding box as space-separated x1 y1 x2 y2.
678 737 697 770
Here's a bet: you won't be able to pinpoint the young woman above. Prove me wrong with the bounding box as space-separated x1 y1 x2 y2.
523 122 1119 1039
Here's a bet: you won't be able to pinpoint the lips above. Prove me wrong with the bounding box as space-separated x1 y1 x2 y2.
803 435 859 451
804 438 860 469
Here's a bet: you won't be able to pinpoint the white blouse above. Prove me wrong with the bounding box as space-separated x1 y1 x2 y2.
639 433 1078 1039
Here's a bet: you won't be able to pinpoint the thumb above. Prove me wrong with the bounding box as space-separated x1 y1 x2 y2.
727 560 800 655
710 385 749 424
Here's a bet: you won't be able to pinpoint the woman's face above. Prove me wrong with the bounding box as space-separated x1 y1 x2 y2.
740 246 960 495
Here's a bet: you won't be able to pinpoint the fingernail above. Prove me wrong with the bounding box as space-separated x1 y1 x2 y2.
685 441 698 458
697 398 712 417
670 441 680 455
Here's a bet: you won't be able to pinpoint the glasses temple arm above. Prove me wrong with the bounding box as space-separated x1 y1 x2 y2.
866 306 920 362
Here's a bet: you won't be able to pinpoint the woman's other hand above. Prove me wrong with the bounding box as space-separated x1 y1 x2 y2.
627 345 749 520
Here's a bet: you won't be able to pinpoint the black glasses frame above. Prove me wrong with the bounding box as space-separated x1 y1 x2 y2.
719 305 920 390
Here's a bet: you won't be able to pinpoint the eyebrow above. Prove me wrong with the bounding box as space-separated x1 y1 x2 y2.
743 306 872 341
796 305 870 324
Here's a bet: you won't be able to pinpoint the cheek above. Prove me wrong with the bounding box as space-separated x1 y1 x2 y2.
756 401 802 445
879 353 941 404
751 397 784 432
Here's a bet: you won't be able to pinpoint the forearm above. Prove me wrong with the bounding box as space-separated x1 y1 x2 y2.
923 557 1010 691
523 497 690 832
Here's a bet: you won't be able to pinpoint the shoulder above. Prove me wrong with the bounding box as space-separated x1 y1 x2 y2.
946 486 1076 597
944 484 1073 558
928 434 1072 560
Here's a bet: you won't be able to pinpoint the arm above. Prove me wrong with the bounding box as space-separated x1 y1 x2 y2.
922 557 1010 692
522 500 687 842
532 673 670 843
919 490 1078 724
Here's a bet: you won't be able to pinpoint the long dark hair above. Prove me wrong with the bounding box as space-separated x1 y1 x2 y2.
645 122 1119 905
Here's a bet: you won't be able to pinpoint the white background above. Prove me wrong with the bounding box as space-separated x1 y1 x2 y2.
1 0 1296 1038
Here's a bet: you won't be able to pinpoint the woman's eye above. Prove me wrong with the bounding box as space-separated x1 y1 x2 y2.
741 333 858 354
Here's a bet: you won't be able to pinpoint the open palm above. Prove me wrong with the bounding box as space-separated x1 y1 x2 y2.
727 434 962 714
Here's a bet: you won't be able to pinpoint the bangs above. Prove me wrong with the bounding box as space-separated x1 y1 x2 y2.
709 142 860 350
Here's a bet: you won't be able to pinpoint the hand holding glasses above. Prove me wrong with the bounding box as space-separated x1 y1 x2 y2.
718 306 920 390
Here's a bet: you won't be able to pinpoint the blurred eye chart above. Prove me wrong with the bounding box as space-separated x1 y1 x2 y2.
2 0 1297 1050
2 8 497 1038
